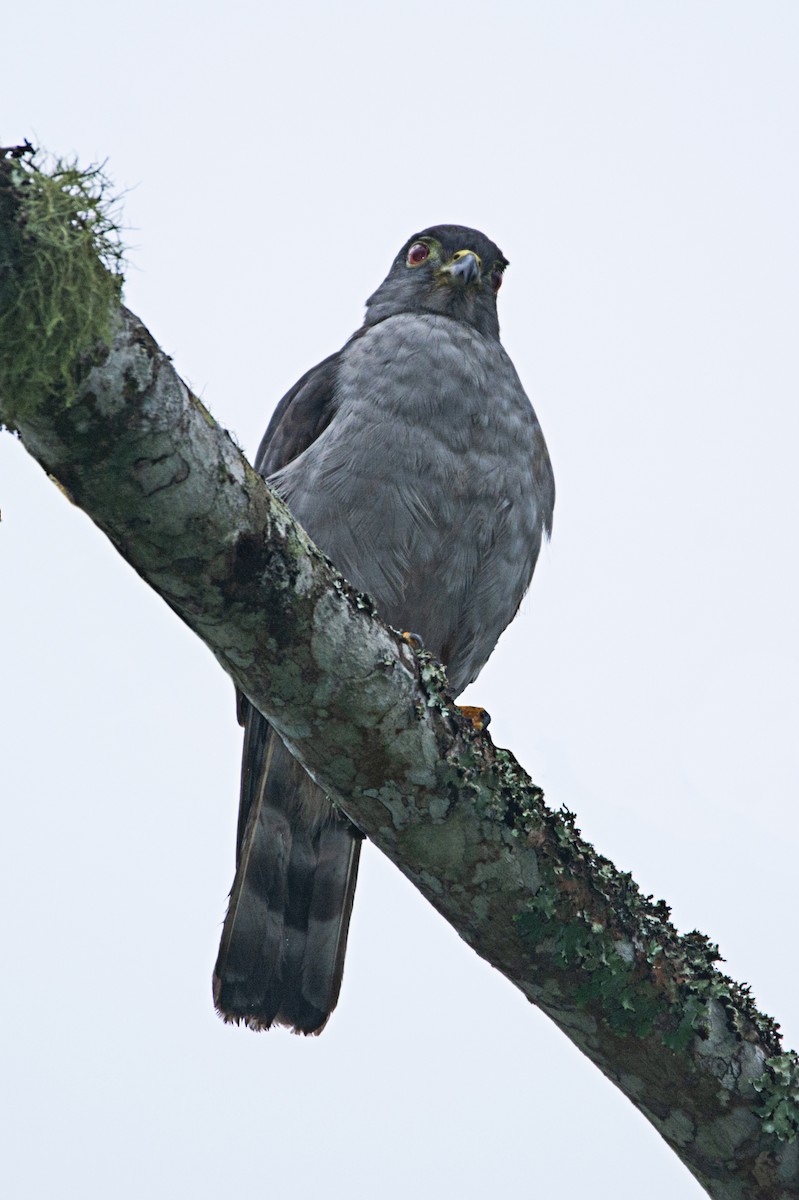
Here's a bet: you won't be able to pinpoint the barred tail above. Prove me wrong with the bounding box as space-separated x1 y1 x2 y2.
213 705 361 1034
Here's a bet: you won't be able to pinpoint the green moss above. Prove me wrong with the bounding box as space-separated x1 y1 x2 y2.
217 462 234 485
753 1054 799 1141
500 752 786 1062
0 148 124 427
516 895 663 1038
195 395 218 428
417 648 451 711
514 830 789 1059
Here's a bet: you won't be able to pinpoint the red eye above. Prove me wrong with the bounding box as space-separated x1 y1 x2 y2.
491 268 504 293
407 241 430 266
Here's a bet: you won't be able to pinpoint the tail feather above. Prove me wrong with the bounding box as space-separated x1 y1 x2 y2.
302 826 360 1013
214 703 361 1034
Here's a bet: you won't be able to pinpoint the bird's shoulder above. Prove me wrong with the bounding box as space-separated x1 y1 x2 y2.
254 350 342 477
253 314 455 476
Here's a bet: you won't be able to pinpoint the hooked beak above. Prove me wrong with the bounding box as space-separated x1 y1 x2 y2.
439 248 482 286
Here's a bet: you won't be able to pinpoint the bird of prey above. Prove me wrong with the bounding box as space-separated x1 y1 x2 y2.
213 225 555 1034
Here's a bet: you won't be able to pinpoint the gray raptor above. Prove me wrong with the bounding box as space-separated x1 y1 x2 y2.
213 225 555 1034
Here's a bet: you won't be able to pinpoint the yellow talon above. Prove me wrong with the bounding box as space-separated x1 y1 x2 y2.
458 705 491 732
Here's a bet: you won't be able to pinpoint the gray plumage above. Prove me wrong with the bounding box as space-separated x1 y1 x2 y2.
213 225 555 1034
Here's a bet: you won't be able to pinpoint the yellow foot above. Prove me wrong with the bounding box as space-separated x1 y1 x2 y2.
458 705 491 732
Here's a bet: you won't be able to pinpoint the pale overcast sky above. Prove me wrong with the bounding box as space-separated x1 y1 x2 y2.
2 4 798 1198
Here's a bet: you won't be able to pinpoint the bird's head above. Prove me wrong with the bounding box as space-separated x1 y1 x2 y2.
364 225 509 339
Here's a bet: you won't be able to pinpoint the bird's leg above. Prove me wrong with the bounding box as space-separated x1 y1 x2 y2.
457 705 491 732
400 634 490 732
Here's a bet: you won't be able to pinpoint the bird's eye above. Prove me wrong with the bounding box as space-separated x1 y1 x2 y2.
407 242 430 266
491 268 504 293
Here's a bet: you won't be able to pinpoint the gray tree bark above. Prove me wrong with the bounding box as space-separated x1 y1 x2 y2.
2 153 797 1199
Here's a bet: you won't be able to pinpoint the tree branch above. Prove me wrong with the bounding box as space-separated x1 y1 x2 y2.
2 153 797 1200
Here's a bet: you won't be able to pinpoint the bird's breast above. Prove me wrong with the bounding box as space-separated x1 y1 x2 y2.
269 313 550 692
